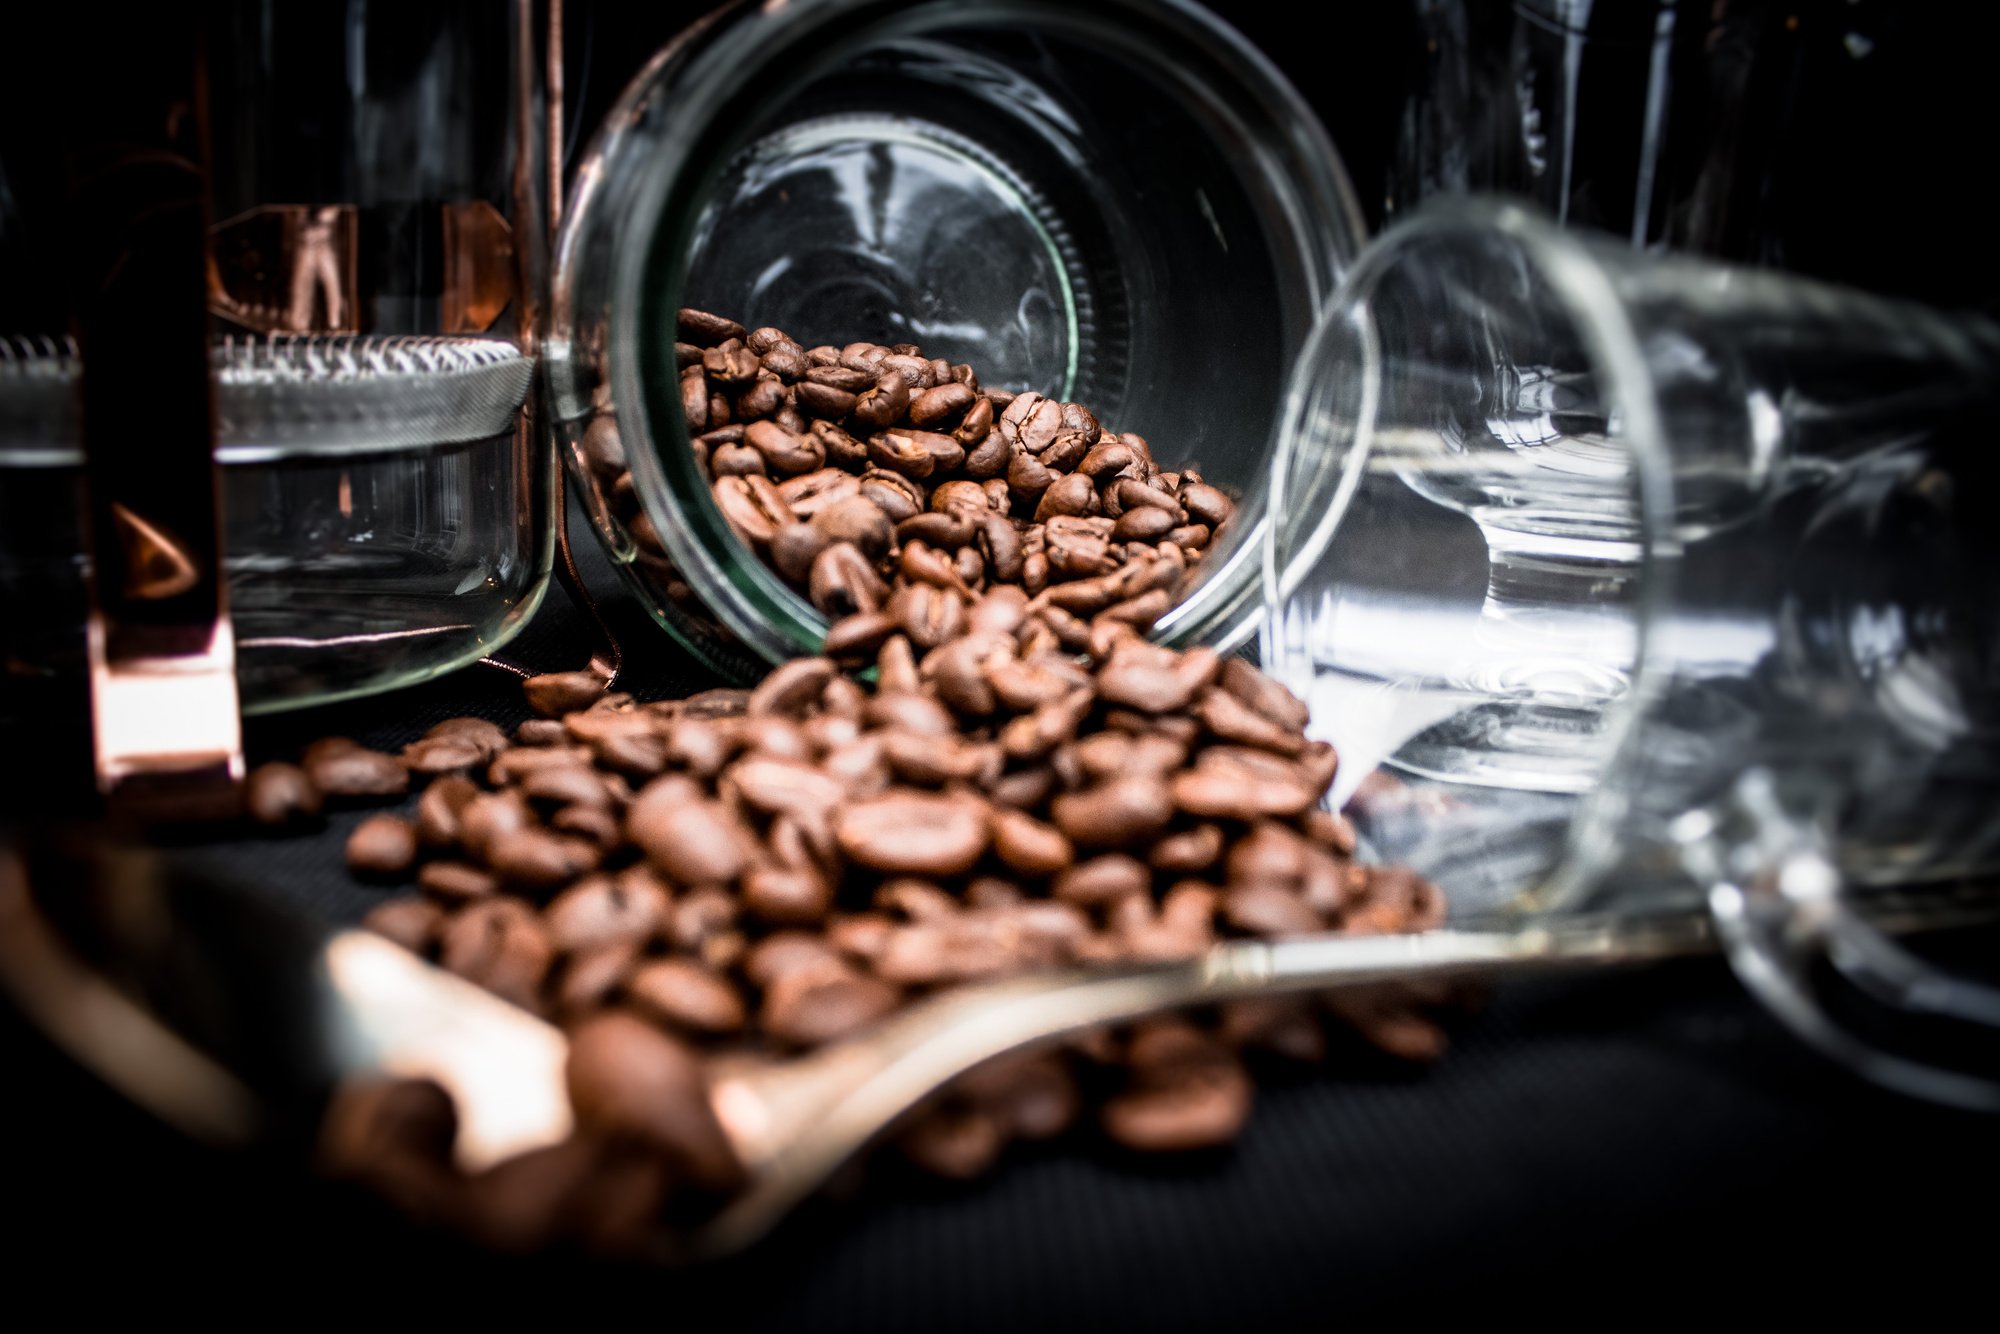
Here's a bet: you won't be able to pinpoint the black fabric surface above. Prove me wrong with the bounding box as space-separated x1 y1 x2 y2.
4 494 1994 1322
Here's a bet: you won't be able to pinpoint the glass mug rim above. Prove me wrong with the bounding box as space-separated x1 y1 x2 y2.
559 0 1366 673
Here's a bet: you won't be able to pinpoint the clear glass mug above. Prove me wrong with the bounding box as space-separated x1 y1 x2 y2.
0 0 553 715
1391 0 1795 258
1264 198 2000 1099
546 0 1366 679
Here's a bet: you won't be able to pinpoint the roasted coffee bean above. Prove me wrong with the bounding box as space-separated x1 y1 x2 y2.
1052 854 1150 907
703 342 760 387
811 419 870 468
850 369 911 428
900 1107 1005 1179
1101 1044 1252 1152
667 886 738 954
1222 878 1324 939
628 785 753 887
520 763 613 811
303 741 408 799
806 363 874 392
401 736 484 776
554 941 640 1020
1096 642 1219 714
364 897 445 955
1050 776 1175 847
747 656 835 719
989 807 1074 875
347 814 419 878
678 308 746 346
1181 481 1235 529
1149 823 1224 875
515 718 568 746
628 959 746 1035
489 745 594 785
709 442 765 477
246 762 323 827
888 582 966 649
418 861 500 904
810 494 892 556
874 637 920 694
742 863 834 925
809 542 889 617
744 420 824 475
544 871 671 954
1224 821 1310 892
488 827 601 895
566 1011 741 1188
440 899 553 1012
822 610 899 660
523 671 611 719
836 790 991 877
762 963 900 1048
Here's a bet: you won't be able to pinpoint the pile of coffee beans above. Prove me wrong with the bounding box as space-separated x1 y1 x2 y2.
269 316 1448 1253
577 309 1235 640
279 624 1444 1251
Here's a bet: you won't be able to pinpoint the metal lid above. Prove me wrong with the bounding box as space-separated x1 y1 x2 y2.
0 334 534 464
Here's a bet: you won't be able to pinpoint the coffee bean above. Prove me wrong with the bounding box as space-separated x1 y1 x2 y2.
908 381 975 427
488 827 601 895
762 964 900 1047
440 899 553 1012
747 656 834 719
836 791 991 877
246 762 323 827
900 1107 1005 1179
544 873 670 954
678 308 745 346
887 582 966 649
347 814 419 878
744 420 824 475
418 861 500 904
515 718 568 746
523 671 611 719
566 1011 741 1188
1149 823 1224 875
742 863 834 925
628 785 753 887
1101 1047 1251 1152
1052 854 1150 907
304 741 408 799
520 763 613 811
554 941 640 1020
809 542 889 617
628 959 746 1035
989 808 1075 876
1050 776 1174 847
364 897 445 955
1222 883 1322 936
822 610 899 660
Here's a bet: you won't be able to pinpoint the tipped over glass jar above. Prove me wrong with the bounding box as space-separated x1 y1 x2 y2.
546 0 1366 679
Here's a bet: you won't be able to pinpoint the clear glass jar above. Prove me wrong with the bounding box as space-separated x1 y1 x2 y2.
0 335 550 713
548 0 1365 679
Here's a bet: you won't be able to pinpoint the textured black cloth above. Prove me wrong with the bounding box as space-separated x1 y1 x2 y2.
4 496 1993 1323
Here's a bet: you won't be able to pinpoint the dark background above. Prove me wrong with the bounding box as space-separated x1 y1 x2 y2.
6 0 1999 1324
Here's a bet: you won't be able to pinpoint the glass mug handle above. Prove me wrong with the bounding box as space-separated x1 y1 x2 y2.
1682 769 2000 1111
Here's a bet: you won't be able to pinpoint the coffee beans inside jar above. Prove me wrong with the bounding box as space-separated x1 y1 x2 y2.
279 319 1449 1254
579 310 1240 651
